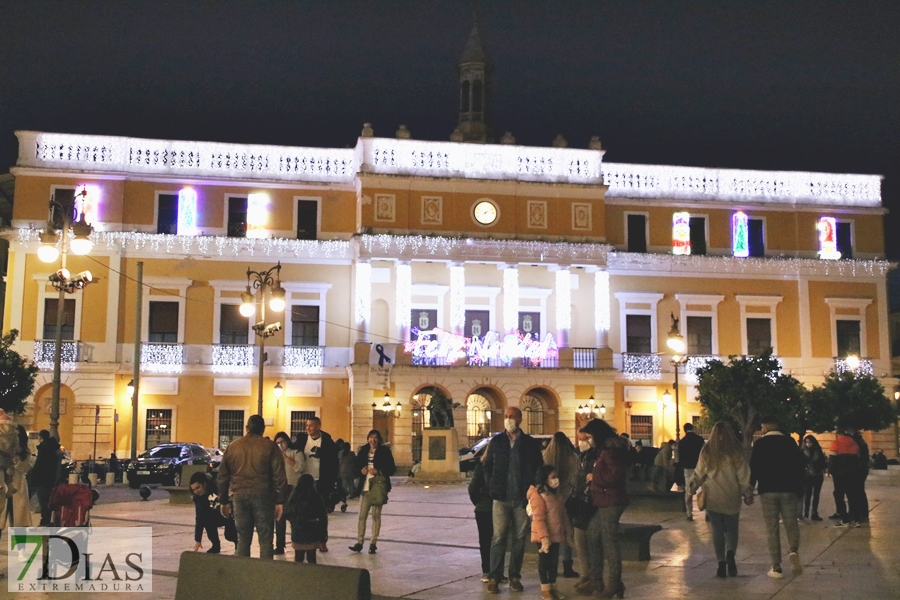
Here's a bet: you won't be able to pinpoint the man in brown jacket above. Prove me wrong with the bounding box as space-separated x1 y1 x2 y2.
219 415 287 559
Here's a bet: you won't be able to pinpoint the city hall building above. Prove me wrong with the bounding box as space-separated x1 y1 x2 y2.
3 25 894 464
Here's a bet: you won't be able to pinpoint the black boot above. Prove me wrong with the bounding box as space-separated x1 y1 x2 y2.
726 551 737 577
716 562 727 578
562 560 579 578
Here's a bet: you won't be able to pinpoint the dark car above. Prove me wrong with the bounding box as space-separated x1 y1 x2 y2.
126 443 212 488
205 447 223 478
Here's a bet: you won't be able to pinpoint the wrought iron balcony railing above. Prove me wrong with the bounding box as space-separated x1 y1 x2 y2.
33 340 90 370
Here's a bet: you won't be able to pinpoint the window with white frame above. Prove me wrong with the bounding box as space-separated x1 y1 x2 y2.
226 196 248 238
148 302 179 343
746 318 772 355
156 192 179 235
615 292 664 354
219 304 249 345
625 315 652 353
42 298 75 340
141 278 190 344
736 295 781 356
35 274 84 343
517 286 552 340
626 213 648 253
825 297 871 358
411 283 449 334
836 221 853 259
295 198 320 240
464 286 500 338
291 305 320 346
675 294 724 356
282 282 331 348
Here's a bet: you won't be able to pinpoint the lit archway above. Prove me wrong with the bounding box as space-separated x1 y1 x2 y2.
465 386 506 446
521 388 559 435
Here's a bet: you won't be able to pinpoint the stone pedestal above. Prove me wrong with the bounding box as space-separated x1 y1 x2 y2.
416 428 464 481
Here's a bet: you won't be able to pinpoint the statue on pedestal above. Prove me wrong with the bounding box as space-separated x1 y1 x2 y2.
427 390 458 429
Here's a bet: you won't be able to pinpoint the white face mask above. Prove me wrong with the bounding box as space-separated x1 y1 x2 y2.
547 478 560 489
578 440 591 453
504 418 518 433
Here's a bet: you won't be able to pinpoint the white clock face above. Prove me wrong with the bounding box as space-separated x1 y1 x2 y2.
473 200 498 225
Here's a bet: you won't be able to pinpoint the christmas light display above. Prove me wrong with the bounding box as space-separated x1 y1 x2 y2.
396 263 412 330
833 357 873 376
555 269 571 331
817 216 841 260
672 212 691 255
594 270 610 332
141 343 184 373
211 344 255 373
503 267 519 332
34 340 78 371
621 353 662 380
405 327 558 367
355 262 371 326
284 346 325 374
732 211 749 257
177 188 198 236
450 265 466 329
74 184 100 225
246 192 269 238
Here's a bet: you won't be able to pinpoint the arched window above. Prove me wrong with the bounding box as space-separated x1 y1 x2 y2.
460 80 470 112
521 395 545 435
466 394 492 446
411 395 428 463
472 80 483 112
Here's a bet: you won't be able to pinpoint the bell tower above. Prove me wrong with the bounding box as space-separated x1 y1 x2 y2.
452 15 491 143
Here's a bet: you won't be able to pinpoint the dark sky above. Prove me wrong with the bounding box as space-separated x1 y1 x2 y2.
2 1 899 256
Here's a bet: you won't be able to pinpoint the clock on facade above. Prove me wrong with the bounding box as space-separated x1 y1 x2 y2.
473 200 498 225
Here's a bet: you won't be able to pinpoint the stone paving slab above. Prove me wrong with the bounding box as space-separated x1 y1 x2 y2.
2 478 899 599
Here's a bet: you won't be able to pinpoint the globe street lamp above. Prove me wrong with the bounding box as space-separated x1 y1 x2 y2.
240 263 286 416
666 313 687 441
39 187 95 441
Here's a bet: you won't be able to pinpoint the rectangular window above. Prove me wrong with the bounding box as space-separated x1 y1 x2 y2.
689 217 707 256
291 305 320 346
411 308 438 332
746 318 772 355
836 320 861 357
625 314 652 354
148 301 179 343
687 316 713 355
627 214 647 253
43 298 75 340
465 310 490 339
145 409 172 449
219 304 249 345
290 410 317 441
227 196 248 238
217 410 245 450
157 193 178 235
50 188 76 230
748 219 765 257
836 222 852 259
518 312 541 340
297 200 318 240
630 415 653 446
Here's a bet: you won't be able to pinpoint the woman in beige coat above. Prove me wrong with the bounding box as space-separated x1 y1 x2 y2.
0 425 34 529
688 422 753 578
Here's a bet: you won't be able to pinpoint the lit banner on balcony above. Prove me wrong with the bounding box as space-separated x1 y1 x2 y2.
405 327 558 366
74 184 100 225
732 211 749 257
177 188 198 236
817 216 841 260
246 192 268 238
672 212 691 255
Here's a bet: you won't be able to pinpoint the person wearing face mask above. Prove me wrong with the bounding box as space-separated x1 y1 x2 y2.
543 431 580 579
528 465 573 600
484 407 544 594
571 428 601 594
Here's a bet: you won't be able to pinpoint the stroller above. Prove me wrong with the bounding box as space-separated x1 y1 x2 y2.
49 483 94 527
325 478 348 513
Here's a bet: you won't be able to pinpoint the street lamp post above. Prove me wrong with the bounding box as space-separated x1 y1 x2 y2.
660 389 671 441
666 313 686 442
39 187 95 441
240 263 286 416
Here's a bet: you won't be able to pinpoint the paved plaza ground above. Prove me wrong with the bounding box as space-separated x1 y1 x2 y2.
2 477 899 599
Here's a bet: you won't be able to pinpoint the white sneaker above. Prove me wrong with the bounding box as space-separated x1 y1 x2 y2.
789 552 802 575
481 574 490 583
767 566 784 579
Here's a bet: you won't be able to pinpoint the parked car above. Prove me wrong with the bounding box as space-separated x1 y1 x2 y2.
126 443 212 488
206 447 223 477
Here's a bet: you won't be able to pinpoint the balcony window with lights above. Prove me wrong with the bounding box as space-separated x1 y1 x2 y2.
836 320 861 357
227 196 248 238
43 298 75 340
748 219 765 257
219 304 249 345
291 305 320 346
689 217 707 256
746 318 772 355
626 214 647 253
157 193 178 235
625 315 652 354
686 316 712 355
836 222 853 259
296 199 318 240
148 302 179 343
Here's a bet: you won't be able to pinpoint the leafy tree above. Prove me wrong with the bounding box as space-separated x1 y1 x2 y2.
803 371 897 433
0 329 38 415
695 350 806 455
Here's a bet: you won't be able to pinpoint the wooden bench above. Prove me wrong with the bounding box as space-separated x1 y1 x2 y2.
619 523 663 561
175 551 374 600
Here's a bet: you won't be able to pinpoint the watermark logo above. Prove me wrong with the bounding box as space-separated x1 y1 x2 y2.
8 527 152 593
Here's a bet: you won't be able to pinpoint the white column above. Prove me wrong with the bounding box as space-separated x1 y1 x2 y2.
395 262 411 340
594 269 610 348
555 267 571 346
502 266 519 333
449 263 465 335
797 277 812 359
354 261 371 342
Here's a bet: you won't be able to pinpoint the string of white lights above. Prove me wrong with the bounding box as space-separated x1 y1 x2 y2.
355 262 371 326
450 265 466 329
140 343 184 373
396 263 412 330
555 269 571 332
503 267 519 333
594 270 610 332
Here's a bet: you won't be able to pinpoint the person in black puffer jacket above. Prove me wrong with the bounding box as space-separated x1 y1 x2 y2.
801 435 827 521
469 446 494 582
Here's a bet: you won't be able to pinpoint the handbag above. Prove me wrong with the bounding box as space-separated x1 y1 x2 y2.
367 474 389 506
696 487 707 511
565 483 597 529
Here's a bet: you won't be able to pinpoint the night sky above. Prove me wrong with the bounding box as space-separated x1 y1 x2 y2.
2 1 898 256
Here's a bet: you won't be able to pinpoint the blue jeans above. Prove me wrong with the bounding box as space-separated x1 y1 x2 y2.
489 499 529 581
233 495 276 559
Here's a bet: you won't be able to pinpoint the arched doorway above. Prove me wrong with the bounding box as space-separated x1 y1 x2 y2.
521 388 559 435
465 387 505 446
410 386 453 463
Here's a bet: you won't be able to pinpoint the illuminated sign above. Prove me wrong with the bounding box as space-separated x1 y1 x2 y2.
405 328 558 366
177 188 198 236
732 211 749 257
74 184 100 225
246 192 268 238
672 212 691 255
817 216 841 260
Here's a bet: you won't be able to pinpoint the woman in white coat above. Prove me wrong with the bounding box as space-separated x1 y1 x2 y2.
0 425 34 530
689 422 753 578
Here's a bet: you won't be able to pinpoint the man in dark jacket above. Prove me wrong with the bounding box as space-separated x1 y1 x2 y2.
678 423 705 521
750 416 805 579
828 426 863 526
294 417 339 504
32 430 62 526
850 428 870 523
483 407 544 594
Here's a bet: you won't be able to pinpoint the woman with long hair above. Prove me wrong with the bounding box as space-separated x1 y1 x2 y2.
801 435 826 521
0 425 33 529
689 421 753 578
285 473 328 563
349 430 395 555
273 431 305 555
543 431 580 579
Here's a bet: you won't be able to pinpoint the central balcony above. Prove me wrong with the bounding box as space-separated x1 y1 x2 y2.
141 342 184 373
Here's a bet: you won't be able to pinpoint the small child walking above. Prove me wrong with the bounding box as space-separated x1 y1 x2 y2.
528 465 573 600
285 473 329 563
